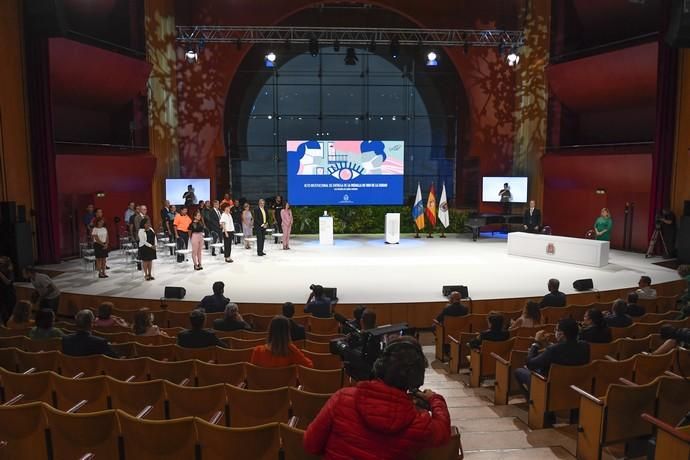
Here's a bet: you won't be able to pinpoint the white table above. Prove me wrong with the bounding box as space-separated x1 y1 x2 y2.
319 216 333 245
507 232 609 268
385 213 400 244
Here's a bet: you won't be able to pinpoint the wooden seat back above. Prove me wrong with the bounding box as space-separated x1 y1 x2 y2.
133 343 175 361
633 350 675 384
0 347 16 371
591 357 635 397
195 361 246 387
540 307 569 325
305 332 343 343
279 423 320 460
245 363 297 390
23 338 62 352
656 376 690 425
308 317 340 334
14 349 59 373
227 336 264 350
589 341 617 361
0 402 49 459
302 350 342 370
546 363 594 412
469 338 515 387
117 410 197 460
51 373 110 413
146 358 195 385
616 335 651 359
164 381 228 424
244 314 274 332
173 345 216 362
225 385 290 428
288 387 332 429
106 376 166 419
43 405 120 459
100 355 148 382
509 324 554 338
297 366 345 394
59 354 104 378
194 419 281 460
0 367 53 404
602 380 658 443
303 340 331 353
215 347 252 364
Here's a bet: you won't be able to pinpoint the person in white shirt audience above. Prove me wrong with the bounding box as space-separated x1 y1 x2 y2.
635 276 657 299
23 266 61 313
220 203 235 263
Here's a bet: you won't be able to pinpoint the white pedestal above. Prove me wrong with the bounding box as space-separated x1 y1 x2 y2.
319 216 334 245
385 213 400 244
507 232 609 267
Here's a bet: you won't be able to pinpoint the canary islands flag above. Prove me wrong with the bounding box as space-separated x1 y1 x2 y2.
425 183 437 227
413 183 425 230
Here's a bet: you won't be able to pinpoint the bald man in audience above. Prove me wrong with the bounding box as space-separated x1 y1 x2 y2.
435 291 469 324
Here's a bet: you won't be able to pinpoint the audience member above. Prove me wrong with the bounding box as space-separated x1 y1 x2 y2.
23 266 61 313
653 324 689 355
303 337 450 459
304 285 332 318
94 302 129 328
469 312 509 348
509 301 541 330
198 281 230 313
515 318 590 391
636 275 657 299
133 308 167 336
625 292 646 317
250 316 313 368
282 301 305 341
213 303 251 331
28 309 64 339
539 279 566 308
579 308 612 343
604 299 633 328
0 256 17 325
435 291 468 324
62 309 116 357
177 309 226 348
361 309 377 330
6 300 33 329
349 305 366 331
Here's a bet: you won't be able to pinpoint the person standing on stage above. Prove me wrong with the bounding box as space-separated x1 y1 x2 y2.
207 200 222 256
190 210 205 270
160 200 172 236
254 198 268 256
659 208 677 258
273 195 285 232
221 193 233 209
498 183 512 215
128 205 140 241
137 218 157 281
133 205 147 243
220 203 235 263
123 201 136 225
174 206 191 249
242 202 254 249
183 184 196 207
523 200 541 233
83 204 95 235
92 218 109 278
594 207 612 241
281 201 293 250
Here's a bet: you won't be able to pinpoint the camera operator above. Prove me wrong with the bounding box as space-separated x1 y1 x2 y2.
659 208 677 258
305 284 332 318
304 336 451 460
652 324 690 356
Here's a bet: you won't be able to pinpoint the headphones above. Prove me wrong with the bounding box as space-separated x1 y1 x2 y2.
373 337 428 391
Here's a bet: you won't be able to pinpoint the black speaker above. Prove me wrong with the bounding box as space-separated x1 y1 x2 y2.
0 202 17 225
0 222 34 273
323 287 338 301
442 285 469 298
677 216 690 263
573 279 594 292
667 0 690 47
684 200 690 217
164 286 186 299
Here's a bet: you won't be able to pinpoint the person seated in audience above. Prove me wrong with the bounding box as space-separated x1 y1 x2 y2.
213 302 251 331
361 308 377 330
62 309 116 357
198 281 230 313
28 308 64 340
6 300 34 329
304 285 333 318
93 302 128 328
539 278 567 308
604 299 633 328
579 308 612 343
652 324 689 355
469 312 509 349
435 291 469 324
282 301 305 341
509 301 542 330
177 309 226 348
635 275 657 299
514 318 590 391
303 336 450 459
250 316 313 368
677 265 690 319
348 305 366 331
132 308 168 336
625 292 646 317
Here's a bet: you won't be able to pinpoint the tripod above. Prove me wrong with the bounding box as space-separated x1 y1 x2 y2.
645 225 669 258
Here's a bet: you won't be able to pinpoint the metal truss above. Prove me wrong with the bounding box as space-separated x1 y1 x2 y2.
176 26 525 48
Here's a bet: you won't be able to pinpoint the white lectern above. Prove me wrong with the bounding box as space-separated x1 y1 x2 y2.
385 213 400 244
319 216 334 245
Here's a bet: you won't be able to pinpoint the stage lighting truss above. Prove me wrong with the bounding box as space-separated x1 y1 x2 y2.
177 26 525 50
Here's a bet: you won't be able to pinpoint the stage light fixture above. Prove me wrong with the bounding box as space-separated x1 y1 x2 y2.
507 50 520 66
344 47 358 65
368 39 376 53
390 38 400 59
333 39 340 52
264 51 276 68
185 48 198 63
426 51 438 67
309 37 319 56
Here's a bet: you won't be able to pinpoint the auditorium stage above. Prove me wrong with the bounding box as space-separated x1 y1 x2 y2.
33 234 680 305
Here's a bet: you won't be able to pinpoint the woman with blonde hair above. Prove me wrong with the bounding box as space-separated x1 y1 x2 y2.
250 316 313 368
509 301 542 330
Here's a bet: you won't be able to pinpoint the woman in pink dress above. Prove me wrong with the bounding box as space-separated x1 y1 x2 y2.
280 202 293 250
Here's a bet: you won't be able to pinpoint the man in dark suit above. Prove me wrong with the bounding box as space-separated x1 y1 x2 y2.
206 200 223 256
160 200 172 236
213 303 252 332
198 281 230 313
435 291 469 324
605 299 633 328
253 198 268 256
579 308 612 343
62 309 117 357
523 200 542 233
304 285 332 318
469 313 510 348
177 309 227 348
625 292 646 317
283 302 305 341
514 318 590 391
539 279 567 308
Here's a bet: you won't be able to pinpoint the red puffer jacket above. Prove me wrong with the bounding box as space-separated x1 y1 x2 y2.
303 379 451 460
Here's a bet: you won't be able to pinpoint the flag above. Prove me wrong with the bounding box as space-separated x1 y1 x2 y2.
425 183 437 227
438 183 450 228
412 183 425 230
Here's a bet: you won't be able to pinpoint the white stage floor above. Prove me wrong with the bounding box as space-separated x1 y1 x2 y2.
34 234 680 305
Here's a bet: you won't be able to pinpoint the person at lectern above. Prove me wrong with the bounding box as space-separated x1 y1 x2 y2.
253 198 268 256
594 207 612 241
498 183 512 214
523 200 541 233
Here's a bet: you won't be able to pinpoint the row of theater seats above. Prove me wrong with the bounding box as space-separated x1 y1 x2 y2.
0 348 345 392
0 401 463 460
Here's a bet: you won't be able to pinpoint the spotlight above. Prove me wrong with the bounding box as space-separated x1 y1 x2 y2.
264 51 276 68
507 50 520 66
333 39 340 52
185 48 198 63
309 37 319 57
426 51 438 67
344 47 358 65
368 39 376 53
389 38 400 59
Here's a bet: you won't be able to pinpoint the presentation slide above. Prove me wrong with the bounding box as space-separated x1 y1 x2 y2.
286 140 405 205
482 176 528 203
165 178 211 206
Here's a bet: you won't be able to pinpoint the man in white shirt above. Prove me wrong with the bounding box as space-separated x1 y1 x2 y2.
220 204 235 263
23 266 61 313
636 276 657 299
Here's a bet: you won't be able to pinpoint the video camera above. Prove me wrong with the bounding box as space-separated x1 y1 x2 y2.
329 313 410 381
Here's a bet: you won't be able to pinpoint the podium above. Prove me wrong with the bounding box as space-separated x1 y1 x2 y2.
319 216 333 245
385 213 400 244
